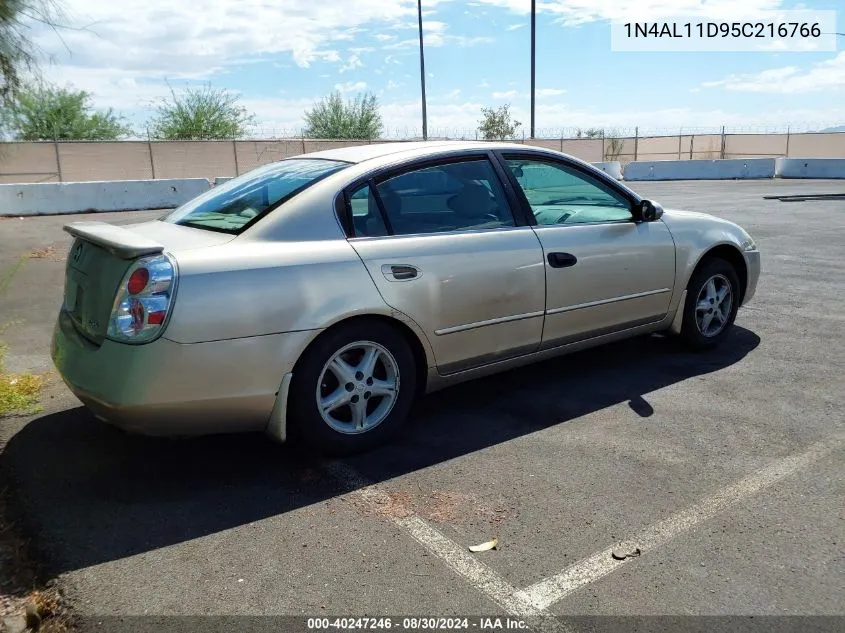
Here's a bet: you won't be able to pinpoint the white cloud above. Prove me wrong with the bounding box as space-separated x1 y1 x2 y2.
471 0 785 24
454 35 495 46
374 33 396 41
506 23 526 30
334 81 368 93
39 65 180 111
30 0 429 79
383 19 493 49
339 54 364 73
383 39 423 49
238 96 318 133
316 51 343 64
536 88 565 97
489 88 563 100
380 99 486 135
701 53 845 94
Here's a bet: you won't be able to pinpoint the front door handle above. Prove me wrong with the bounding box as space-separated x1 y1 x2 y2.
547 252 578 268
382 264 420 281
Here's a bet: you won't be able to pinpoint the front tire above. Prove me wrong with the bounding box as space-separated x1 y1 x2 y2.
680 257 741 351
288 321 417 455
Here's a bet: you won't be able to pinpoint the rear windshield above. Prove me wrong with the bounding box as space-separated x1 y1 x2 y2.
163 158 349 233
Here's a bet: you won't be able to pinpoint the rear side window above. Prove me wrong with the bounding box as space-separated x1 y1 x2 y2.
164 158 348 234
349 159 515 237
347 184 388 238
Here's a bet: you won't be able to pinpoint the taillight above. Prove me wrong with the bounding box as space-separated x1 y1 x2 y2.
108 254 177 344
127 268 149 295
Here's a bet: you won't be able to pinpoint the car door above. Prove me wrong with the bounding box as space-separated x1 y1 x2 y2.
497 153 676 349
344 153 546 375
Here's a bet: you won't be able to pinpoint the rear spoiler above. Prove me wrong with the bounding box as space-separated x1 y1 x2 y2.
64 221 165 260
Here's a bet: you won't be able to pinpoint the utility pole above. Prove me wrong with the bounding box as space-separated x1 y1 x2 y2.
417 0 428 141
530 0 536 139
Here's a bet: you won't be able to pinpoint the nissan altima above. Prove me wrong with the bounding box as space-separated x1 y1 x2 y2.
52 141 760 454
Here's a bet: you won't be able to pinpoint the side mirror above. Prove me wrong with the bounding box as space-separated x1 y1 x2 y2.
639 199 664 222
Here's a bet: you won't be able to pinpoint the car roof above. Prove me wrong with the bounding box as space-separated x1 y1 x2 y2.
295 140 530 165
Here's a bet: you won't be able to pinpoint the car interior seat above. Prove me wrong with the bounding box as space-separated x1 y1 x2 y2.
447 183 505 228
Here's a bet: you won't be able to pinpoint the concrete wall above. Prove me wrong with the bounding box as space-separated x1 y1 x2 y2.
590 161 623 180
57 142 153 182
3 132 844 185
0 143 60 183
2 146 844 216
0 179 211 216
775 158 845 179
624 158 777 181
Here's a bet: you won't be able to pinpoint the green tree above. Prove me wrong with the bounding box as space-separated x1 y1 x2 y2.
1 0 66 106
2 83 130 140
478 104 521 140
304 91 382 139
146 84 255 140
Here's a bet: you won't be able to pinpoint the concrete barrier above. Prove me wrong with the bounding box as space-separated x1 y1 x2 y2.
0 178 211 216
624 158 777 181
590 161 623 180
213 176 234 186
775 158 845 179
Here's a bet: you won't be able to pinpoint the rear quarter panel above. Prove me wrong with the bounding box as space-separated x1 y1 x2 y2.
162 239 430 349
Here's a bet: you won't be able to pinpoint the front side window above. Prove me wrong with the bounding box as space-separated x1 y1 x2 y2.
164 158 348 233
504 158 632 226
366 159 516 236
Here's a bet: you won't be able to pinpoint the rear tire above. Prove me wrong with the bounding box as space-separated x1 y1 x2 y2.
680 257 741 351
288 321 417 456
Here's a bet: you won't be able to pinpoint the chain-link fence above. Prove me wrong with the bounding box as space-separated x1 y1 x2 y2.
2 128 844 183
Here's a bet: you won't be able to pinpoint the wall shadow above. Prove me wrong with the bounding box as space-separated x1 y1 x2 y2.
1 328 759 577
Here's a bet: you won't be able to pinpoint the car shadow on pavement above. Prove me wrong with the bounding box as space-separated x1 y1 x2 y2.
1 327 759 577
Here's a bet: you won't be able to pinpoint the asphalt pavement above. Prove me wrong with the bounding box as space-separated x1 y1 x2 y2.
0 180 842 627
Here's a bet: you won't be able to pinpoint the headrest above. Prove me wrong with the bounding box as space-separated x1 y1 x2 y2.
448 183 496 217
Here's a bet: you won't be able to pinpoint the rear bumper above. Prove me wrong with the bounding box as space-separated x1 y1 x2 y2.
51 310 317 436
742 250 761 305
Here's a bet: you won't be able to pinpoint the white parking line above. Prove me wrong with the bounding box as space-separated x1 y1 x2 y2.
515 434 843 611
324 461 544 617
324 434 841 619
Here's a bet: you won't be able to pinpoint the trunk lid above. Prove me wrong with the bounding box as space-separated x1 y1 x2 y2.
62 220 234 344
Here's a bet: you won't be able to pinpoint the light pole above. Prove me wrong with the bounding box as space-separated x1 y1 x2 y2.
530 0 536 139
417 0 428 140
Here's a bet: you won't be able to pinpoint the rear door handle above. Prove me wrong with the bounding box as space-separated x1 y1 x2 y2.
382 264 420 281
547 252 578 268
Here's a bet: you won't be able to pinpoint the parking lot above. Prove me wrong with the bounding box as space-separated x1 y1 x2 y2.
0 180 843 627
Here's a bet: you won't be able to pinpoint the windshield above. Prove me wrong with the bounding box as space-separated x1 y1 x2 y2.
163 158 349 233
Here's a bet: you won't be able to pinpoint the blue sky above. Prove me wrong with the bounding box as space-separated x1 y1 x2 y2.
32 0 845 137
